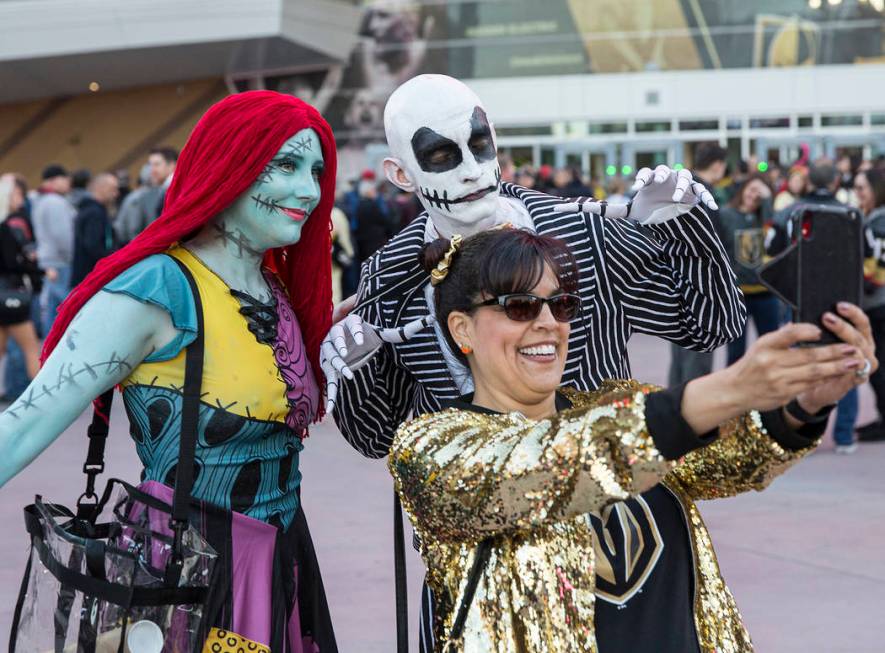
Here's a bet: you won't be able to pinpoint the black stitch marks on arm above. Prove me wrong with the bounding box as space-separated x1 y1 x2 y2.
212 220 265 259
4 352 134 420
65 329 79 351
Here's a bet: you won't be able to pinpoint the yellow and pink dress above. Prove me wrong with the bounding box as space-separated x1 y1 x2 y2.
104 246 335 652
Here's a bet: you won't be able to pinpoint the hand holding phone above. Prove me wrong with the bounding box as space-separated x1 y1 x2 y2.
758 205 863 345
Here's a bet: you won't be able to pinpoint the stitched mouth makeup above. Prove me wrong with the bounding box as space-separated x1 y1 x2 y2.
419 168 502 211
252 194 308 222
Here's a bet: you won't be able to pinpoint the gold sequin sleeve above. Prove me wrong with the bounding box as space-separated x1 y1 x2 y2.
666 410 817 501
389 382 675 544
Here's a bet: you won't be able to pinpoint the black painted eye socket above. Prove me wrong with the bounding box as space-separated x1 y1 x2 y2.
411 127 464 173
468 107 496 162
469 136 490 152
428 146 459 166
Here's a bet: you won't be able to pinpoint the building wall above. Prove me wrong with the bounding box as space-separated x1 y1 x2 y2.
0 79 227 187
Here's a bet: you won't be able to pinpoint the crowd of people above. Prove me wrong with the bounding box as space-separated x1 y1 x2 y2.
331 149 885 457
0 147 178 402
5 142 885 453
658 143 885 454
0 77 879 653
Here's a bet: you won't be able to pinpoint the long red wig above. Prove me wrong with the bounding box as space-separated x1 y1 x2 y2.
42 91 336 420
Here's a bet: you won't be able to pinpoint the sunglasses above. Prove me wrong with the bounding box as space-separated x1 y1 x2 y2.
473 292 581 322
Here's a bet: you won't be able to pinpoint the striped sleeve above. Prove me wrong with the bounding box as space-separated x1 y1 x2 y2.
602 205 747 350
332 257 418 459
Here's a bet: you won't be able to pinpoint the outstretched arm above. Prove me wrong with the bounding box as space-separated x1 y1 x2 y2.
557 166 745 350
601 204 746 349
0 291 178 487
389 382 681 544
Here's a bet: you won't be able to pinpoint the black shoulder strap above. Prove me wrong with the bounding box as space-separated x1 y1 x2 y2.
447 539 492 643
77 390 115 519
394 491 409 653
75 255 204 553
167 256 205 527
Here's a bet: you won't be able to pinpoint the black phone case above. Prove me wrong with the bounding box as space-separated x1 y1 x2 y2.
758 205 863 345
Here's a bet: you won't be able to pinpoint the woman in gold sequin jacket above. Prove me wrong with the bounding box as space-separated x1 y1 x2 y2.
388 228 876 653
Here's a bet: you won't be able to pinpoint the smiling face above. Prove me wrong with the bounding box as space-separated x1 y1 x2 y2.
220 128 324 254
384 75 501 234
448 265 570 410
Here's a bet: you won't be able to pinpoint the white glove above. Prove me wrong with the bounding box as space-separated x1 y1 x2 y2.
320 312 434 413
554 165 718 225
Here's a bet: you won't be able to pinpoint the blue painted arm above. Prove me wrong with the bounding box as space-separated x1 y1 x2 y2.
0 290 179 488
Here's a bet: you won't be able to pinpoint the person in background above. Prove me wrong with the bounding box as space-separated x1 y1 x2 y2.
773 165 809 212
668 142 728 387
114 167 132 206
0 175 41 385
71 172 119 287
724 158 751 202
392 187 421 231
856 167 885 443
1 174 40 402
147 146 177 220
330 204 354 305
835 154 858 206
498 152 515 183
32 164 75 335
535 163 554 193
353 179 397 264
68 168 91 208
561 166 593 197
549 167 571 197
114 162 153 245
605 176 629 204
514 168 536 190
717 174 780 365
767 163 784 195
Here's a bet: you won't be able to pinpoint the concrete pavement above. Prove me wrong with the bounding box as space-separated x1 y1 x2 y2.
1 334 882 652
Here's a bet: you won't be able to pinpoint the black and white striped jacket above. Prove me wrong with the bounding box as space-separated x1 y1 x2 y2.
334 183 746 459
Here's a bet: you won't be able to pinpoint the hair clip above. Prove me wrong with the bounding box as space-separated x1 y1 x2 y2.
430 234 462 286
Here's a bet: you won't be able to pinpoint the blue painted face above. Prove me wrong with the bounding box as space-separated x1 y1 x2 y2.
221 128 324 252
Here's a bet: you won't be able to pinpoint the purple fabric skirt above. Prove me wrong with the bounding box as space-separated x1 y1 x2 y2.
139 481 336 652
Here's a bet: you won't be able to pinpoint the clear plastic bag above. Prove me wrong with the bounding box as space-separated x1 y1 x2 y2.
12 481 217 653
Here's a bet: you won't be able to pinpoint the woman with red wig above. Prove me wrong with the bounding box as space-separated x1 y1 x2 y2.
0 91 338 651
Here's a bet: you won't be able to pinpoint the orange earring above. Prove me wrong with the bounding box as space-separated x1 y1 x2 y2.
459 343 473 355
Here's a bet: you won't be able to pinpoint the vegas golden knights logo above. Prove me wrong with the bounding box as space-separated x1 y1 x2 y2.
589 496 663 605
734 228 764 269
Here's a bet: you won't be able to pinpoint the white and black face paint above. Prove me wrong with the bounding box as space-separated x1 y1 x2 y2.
384 75 502 230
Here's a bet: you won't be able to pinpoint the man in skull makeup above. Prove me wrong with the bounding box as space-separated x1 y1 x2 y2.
320 74 747 651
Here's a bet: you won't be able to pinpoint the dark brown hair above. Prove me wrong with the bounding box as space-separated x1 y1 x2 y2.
728 172 771 210
420 228 579 363
860 168 885 211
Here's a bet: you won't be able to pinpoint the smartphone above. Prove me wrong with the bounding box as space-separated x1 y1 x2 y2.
758 205 863 345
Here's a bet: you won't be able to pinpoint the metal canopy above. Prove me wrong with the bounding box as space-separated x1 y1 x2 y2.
0 0 360 103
